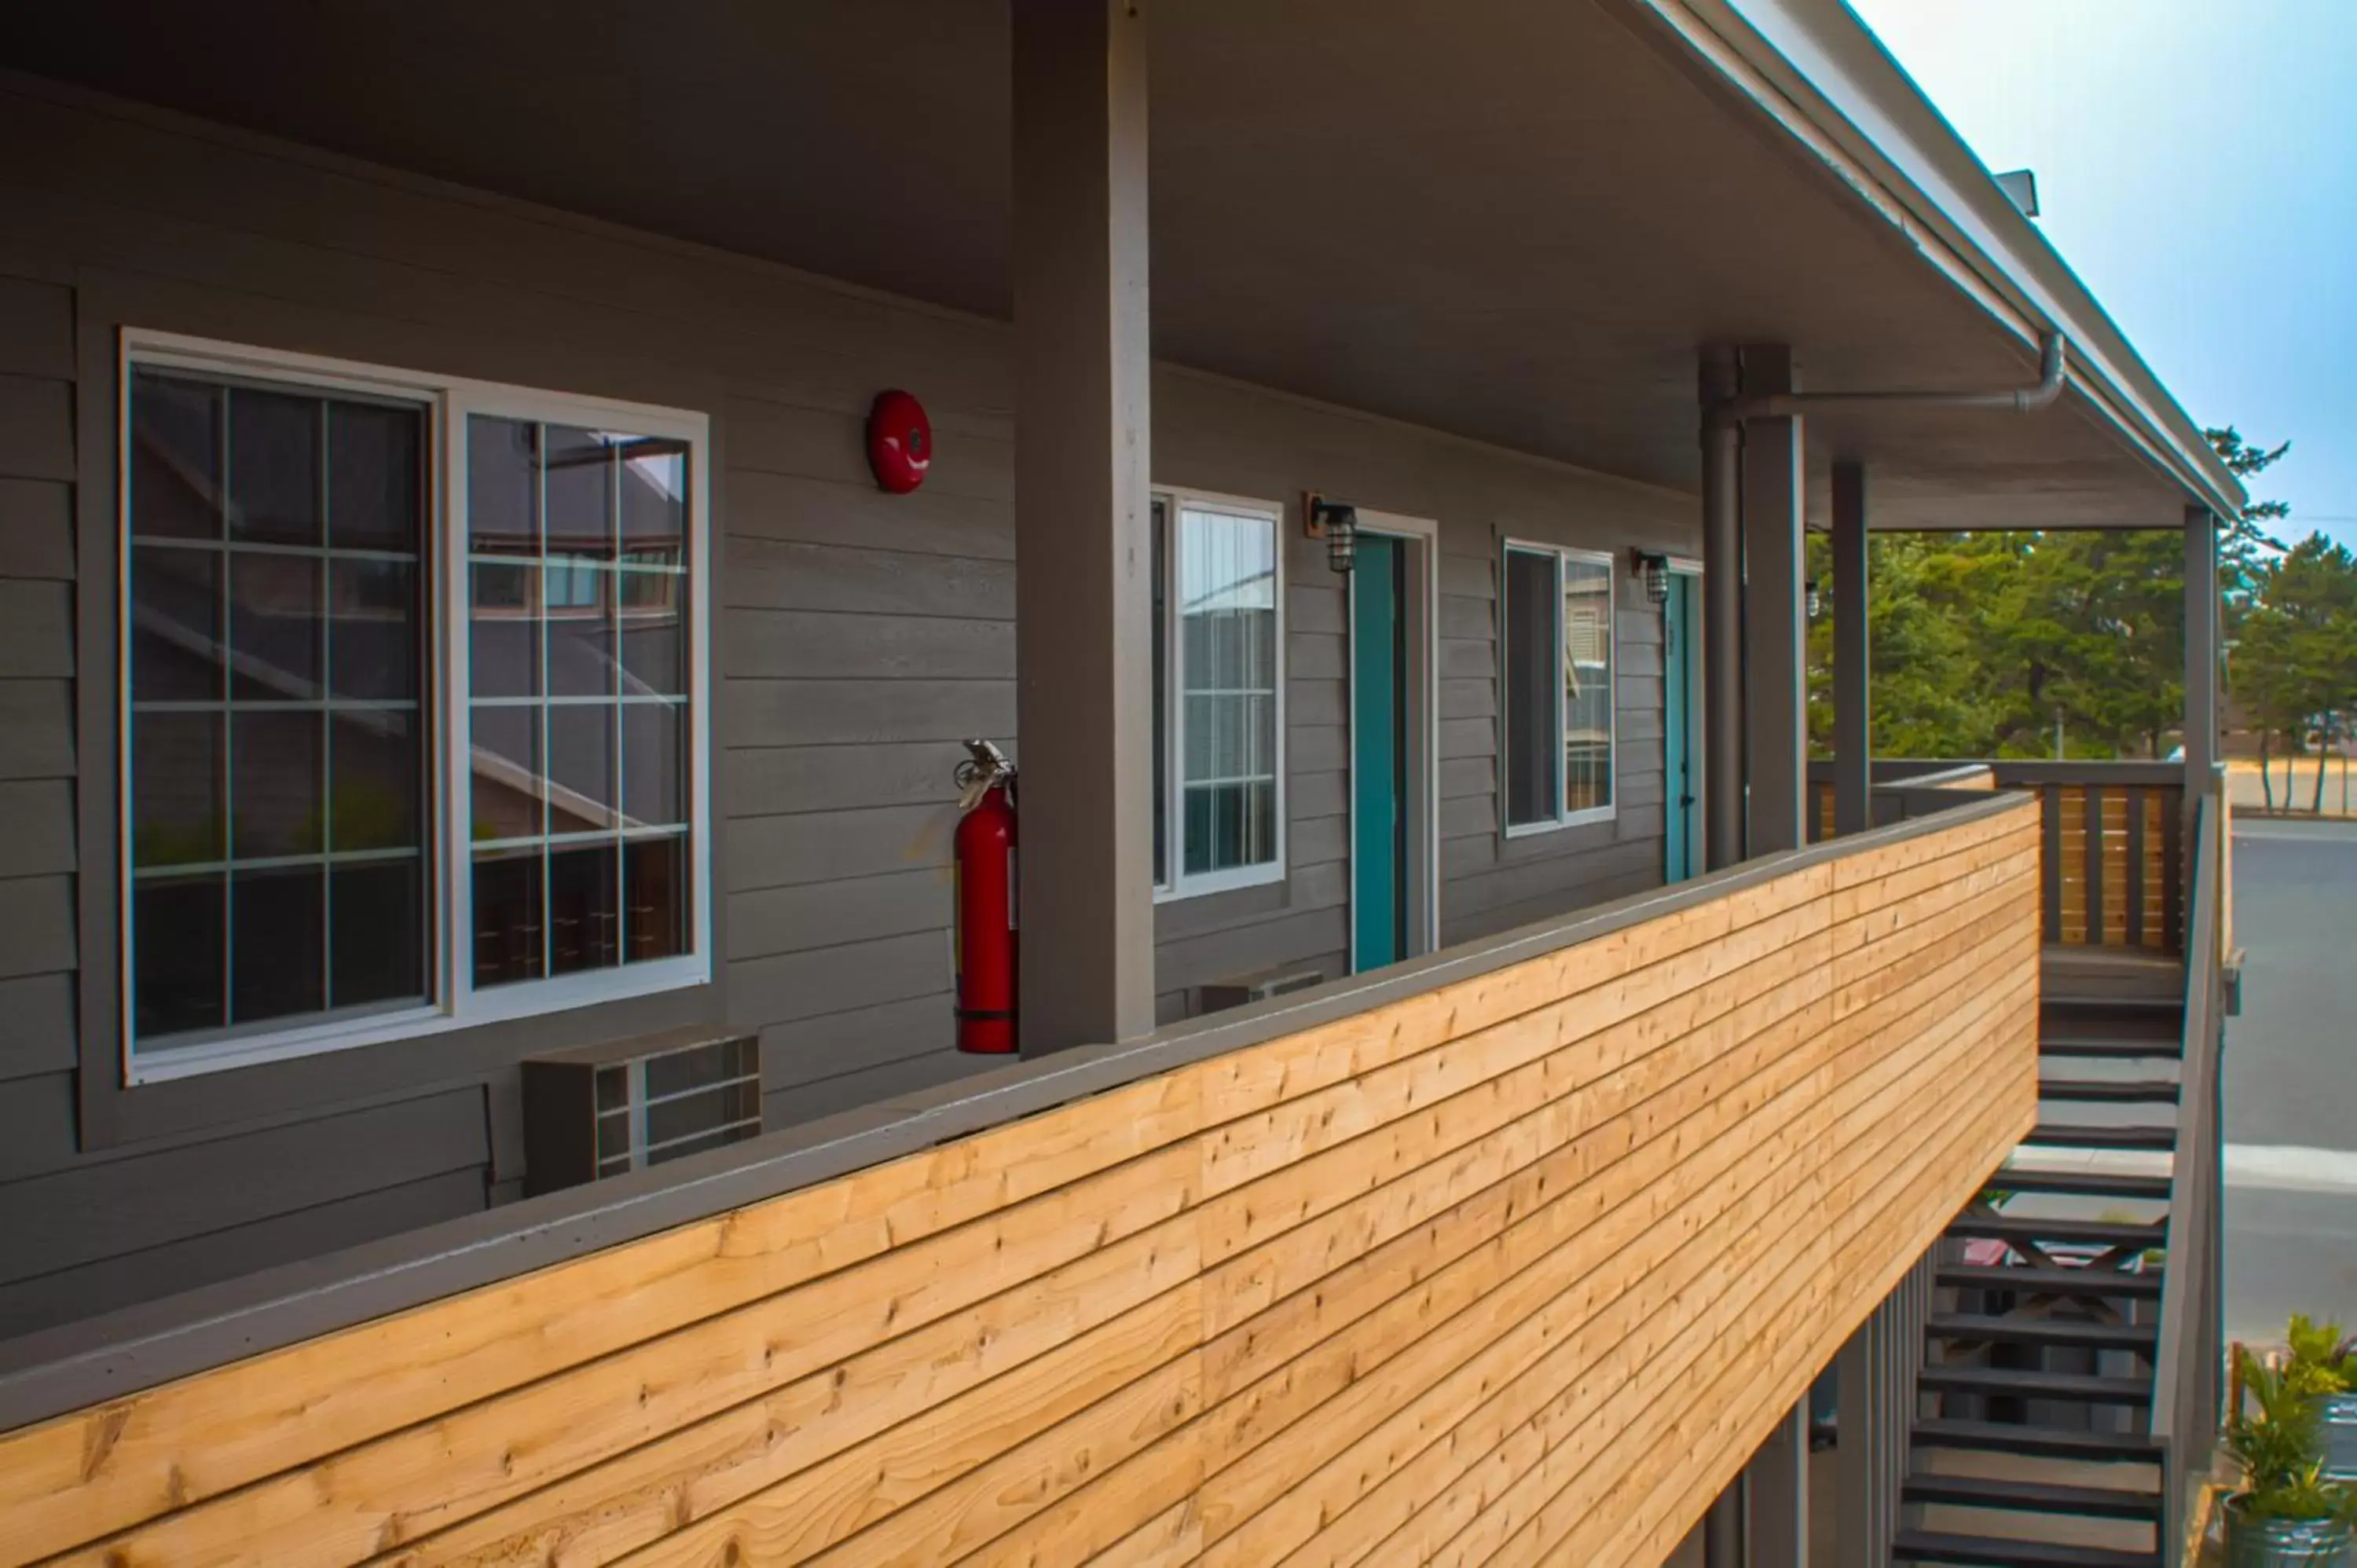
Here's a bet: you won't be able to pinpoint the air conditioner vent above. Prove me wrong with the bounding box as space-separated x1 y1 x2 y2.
523 1028 761 1196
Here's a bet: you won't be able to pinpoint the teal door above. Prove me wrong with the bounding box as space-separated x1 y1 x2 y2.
1351 536 1408 970
1663 573 1697 881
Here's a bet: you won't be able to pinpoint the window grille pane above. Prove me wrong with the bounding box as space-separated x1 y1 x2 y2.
230 866 324 1023
130 546 222 701
622 702 687 828
126 370 431 1054
131 376 222 540
227 552 321 701
471 705 544 841
231 709 324 857
228 390 321 545
467 416 695 987
619 570 686 696
330 710 420 852
549 842 620 975
620 438 688 567
548 705 618 833
1176 505 1278 877
1503 548 1560 826
471 846 544 987
135 875 224 1037
626 834 688 962
329 559 418 701
132 712 222 866
332 861 424 1007
328 401 421 553
1562 556 1615 815
469 416 541 556
471 562 541 698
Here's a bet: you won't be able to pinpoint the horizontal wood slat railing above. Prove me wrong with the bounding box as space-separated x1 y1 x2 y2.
0 800 2044 1568
1809 760 2187 954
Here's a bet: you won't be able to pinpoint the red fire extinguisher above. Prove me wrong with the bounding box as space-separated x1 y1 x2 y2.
952 739 1017 1053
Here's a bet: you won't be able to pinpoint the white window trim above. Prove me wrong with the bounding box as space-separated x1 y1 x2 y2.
1152 486 1288 903
1499 538 1619 839
118 328 714 1085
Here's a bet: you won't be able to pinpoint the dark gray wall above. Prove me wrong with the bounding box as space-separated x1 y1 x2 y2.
0 75 1695 1339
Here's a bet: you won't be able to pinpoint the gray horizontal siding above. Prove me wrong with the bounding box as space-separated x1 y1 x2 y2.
0 77 1704 1343
0 478 73 580
0 1166 486 1343
0 1088 487 1297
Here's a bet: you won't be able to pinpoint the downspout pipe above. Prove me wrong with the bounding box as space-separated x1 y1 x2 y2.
1708 332 2066 427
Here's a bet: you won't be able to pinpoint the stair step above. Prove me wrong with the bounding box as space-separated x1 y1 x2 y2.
2044 996 2184 1017
1893 1526 2158 1567
1988 1169 2173 1202
1948 1214 2168 1250
1918 1364 2155 1405
2023 1122 2178 1151
1928 1313 2160 1354
1938 1262 2162 1299
2039 1079 2181 1104
2040 1036 2184 1060
1912 1417 2165 1464
1901 1471 2162 1521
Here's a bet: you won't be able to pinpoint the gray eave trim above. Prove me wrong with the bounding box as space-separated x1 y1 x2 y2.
1634 0 2245 521
0 791 2034 1434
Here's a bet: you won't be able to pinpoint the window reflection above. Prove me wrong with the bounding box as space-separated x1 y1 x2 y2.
126 371 430 1048
466 418 692 987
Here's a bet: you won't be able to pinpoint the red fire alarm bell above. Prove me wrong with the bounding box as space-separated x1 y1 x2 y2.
866 389 932 494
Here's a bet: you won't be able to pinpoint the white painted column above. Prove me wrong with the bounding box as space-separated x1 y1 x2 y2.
1012 0 1157 1051
1743 345 1808 855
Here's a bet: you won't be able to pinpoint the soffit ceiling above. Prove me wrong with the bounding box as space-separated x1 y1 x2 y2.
0 0 2194 530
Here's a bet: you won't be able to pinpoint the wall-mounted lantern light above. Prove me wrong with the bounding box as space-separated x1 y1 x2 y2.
1631 550 1671 607
1805 578 1824 621
1304 493 1359 573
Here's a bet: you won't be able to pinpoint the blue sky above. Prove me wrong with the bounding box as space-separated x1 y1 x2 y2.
1842 0 2357 548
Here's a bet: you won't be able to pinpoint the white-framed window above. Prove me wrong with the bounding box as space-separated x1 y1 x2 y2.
1501 541 1616 834
119 329 712 1083
1150 489 1286 899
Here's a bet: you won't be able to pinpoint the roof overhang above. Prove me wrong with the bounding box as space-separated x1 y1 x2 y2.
0 0 2238 531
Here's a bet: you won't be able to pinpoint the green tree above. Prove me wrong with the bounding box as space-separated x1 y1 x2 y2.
2238 534 2357 808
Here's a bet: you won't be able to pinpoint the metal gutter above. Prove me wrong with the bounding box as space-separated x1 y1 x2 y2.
0 791 2036 1434
1627 0 2245 520
1712 331 2069 426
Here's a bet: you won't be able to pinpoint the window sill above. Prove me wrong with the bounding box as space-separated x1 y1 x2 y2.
125 957 713 1086
1501 804 1618 840
1153 863 1287 903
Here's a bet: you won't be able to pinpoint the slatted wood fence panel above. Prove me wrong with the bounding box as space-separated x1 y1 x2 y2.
2040 782 2183 952
0 801 2042 1568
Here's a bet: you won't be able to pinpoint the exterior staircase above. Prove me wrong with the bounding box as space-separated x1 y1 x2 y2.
1891 991 2186 1568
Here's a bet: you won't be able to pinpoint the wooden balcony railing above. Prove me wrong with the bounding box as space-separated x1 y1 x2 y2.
1811 760 2189 954
0 797 2044 1568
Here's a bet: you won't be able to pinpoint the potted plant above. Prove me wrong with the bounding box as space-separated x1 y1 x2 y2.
2285 1314 2357 1482
2223 1348 2357 1566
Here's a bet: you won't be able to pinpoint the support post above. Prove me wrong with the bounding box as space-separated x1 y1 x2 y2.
1747 1400 1813 1568
1011 0 1157 1052
1700 346 1744 870
1831 461 1870 837
2184 505 2220 800
1703 1486 1745 1568
1743 345 1808 855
